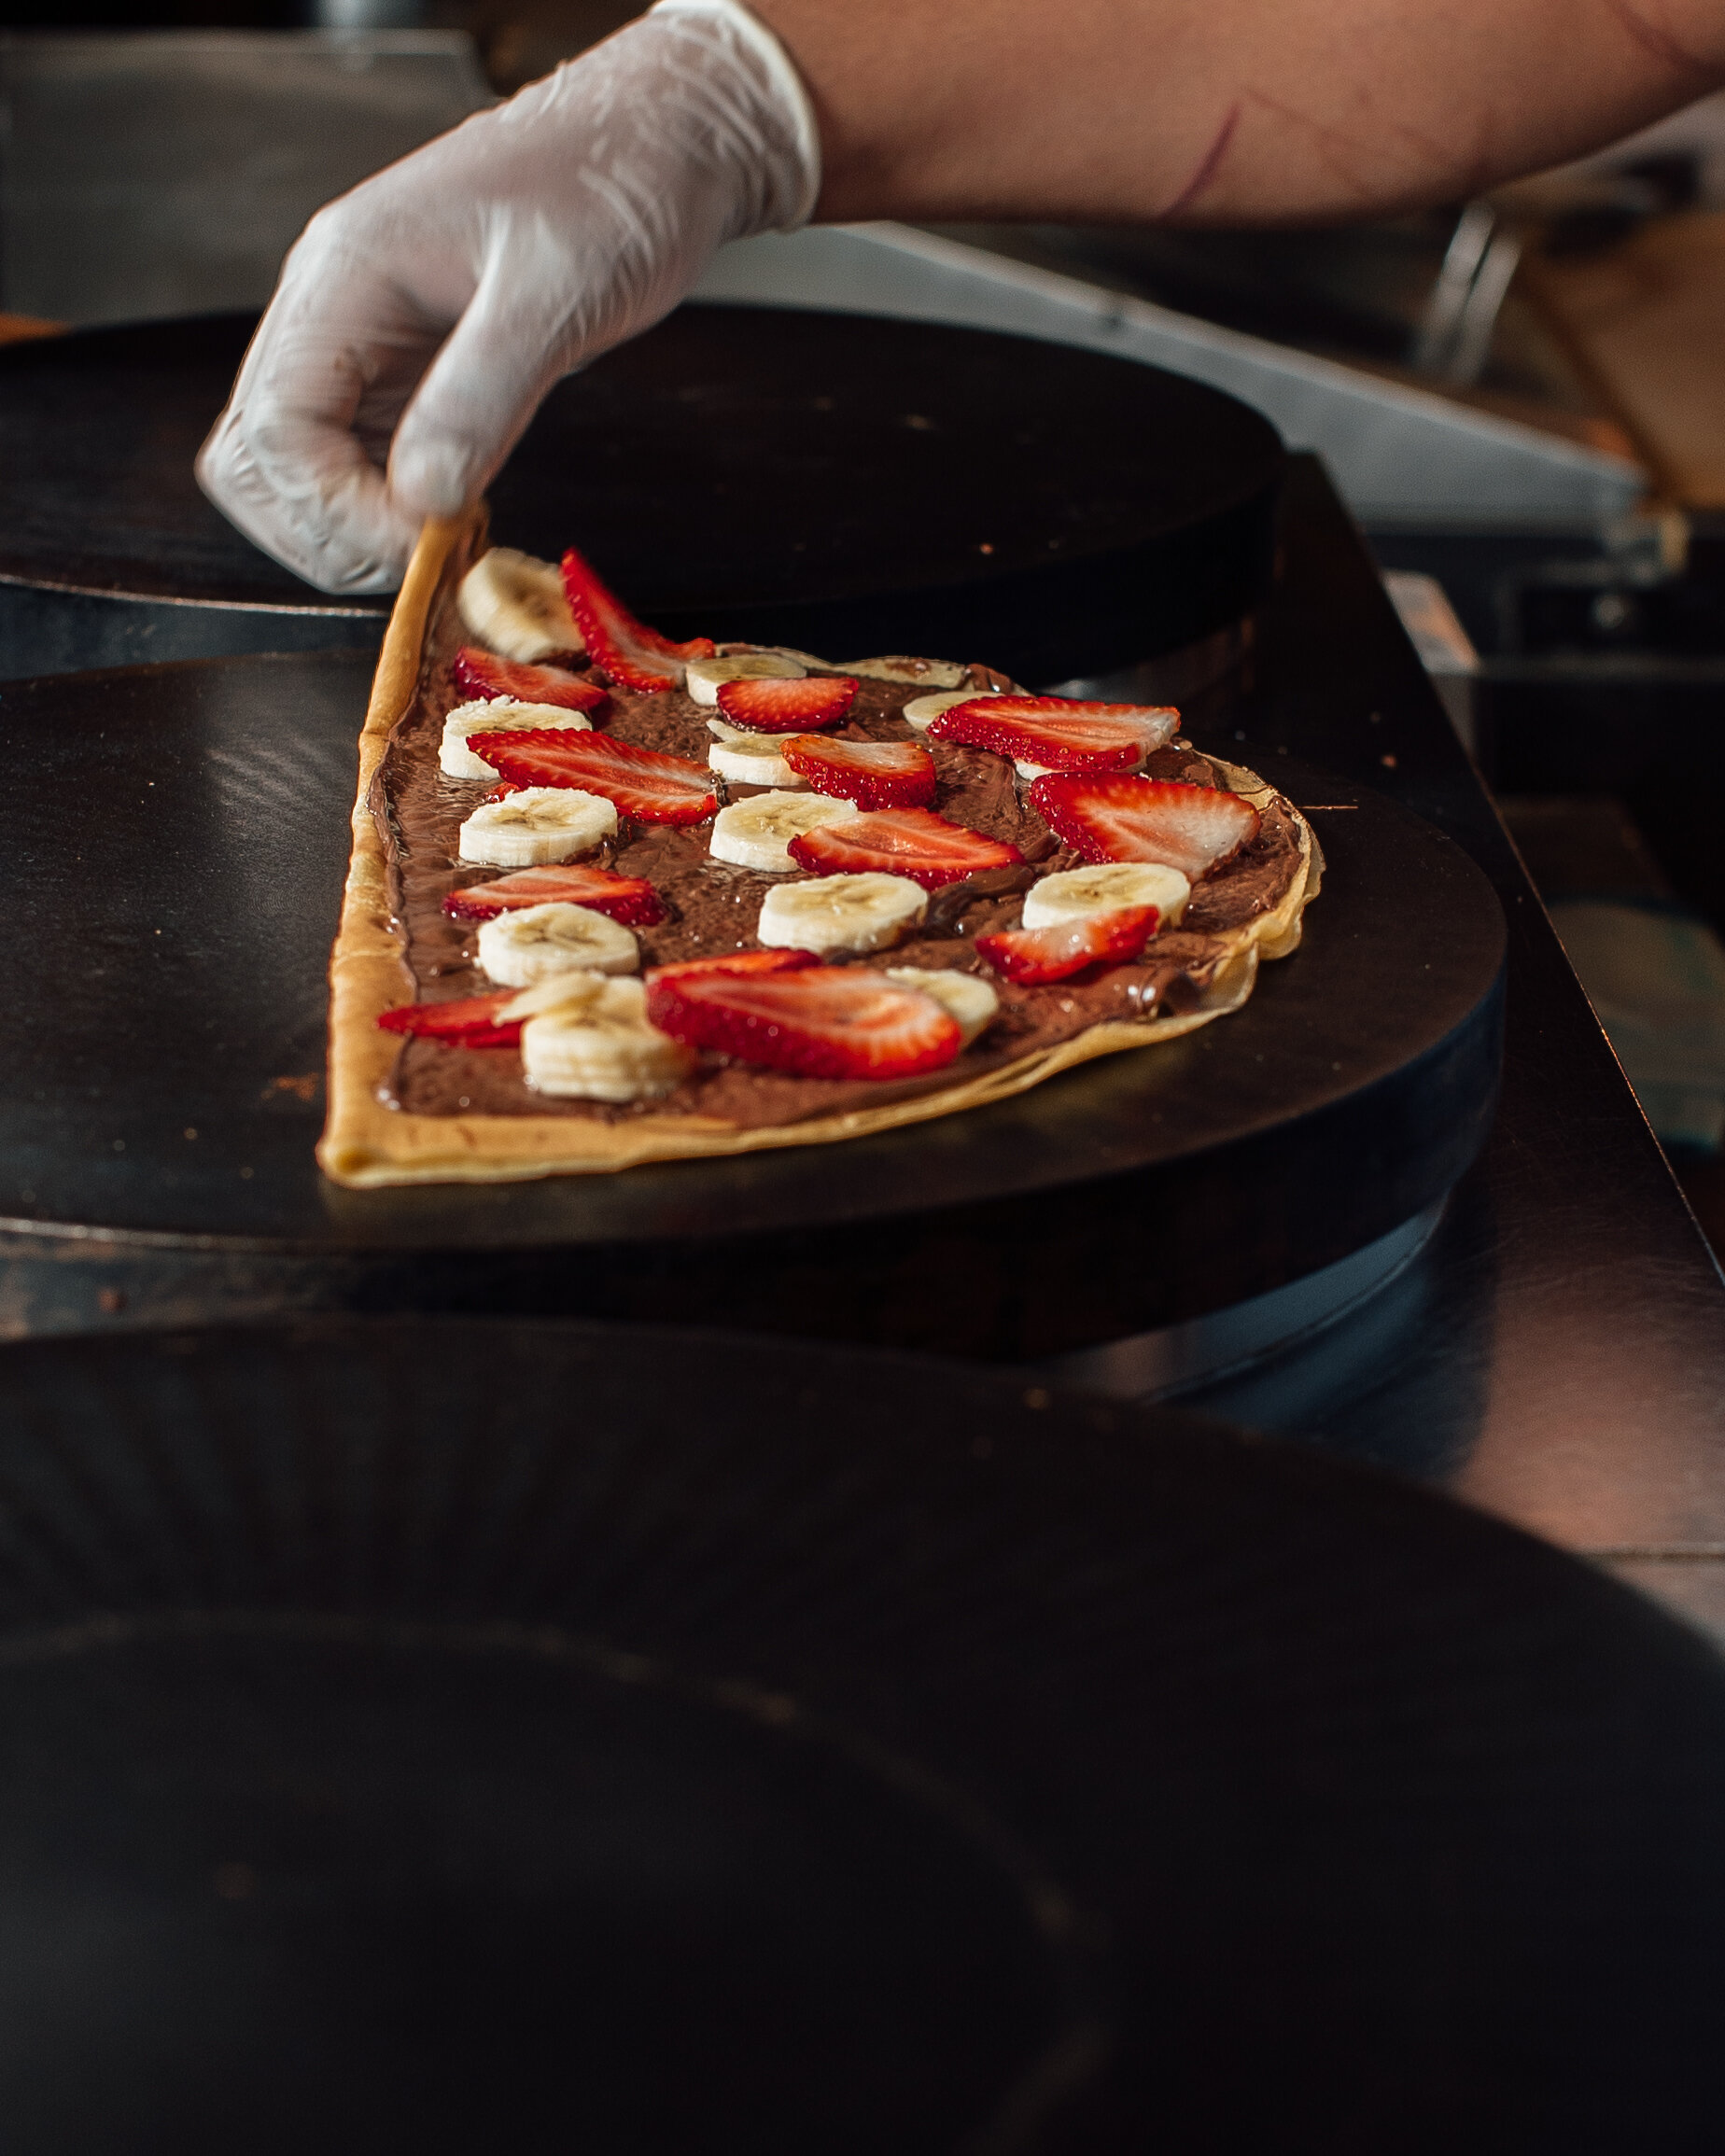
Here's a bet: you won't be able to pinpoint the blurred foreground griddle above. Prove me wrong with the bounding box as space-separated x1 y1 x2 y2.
0 1314 1720 2153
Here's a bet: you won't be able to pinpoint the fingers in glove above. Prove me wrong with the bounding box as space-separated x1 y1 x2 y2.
198 217 459 594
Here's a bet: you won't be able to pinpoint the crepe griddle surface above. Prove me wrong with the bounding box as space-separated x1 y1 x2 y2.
0 649 1502 1351
0 304 1282 681
0 1314 1718 2153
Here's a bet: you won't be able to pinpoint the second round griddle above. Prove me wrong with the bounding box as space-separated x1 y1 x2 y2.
0 304 1282 682
0 649 1502 1354
0 1316 1719 2151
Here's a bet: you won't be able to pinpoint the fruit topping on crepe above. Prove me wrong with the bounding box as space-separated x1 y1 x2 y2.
1021 861 1190 929
458 788 618 867
471 729 718 827
714 675 860 733
456 548 583 663
451 648 610 715
684 653 808 707
647 948 819 984
377 994 523 1050
708 791 860 870
778 734 937 809
1030 774 1259 877
444 865 666 926
787 806 1024 888
645 964 964 1080
559 545 716 693
756 872 929 955
975 906 1160 984
929 696 1178 773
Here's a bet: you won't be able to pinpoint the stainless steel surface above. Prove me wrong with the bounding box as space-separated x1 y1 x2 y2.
694 222 1645 526
0 30 490 325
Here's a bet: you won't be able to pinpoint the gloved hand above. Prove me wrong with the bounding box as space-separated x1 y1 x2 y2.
197 0 820 595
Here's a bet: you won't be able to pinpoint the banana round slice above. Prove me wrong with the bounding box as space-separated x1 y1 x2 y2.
903 687 1002 734
521 977 697 1102
684 652 807 707
474 901 638 986
708 791 860 873
1021 861 1191 930
440 697 592 780
458 787 617 868
757 872 927 955
456 547 582 663
882 967 1000 1047
708 732 807 789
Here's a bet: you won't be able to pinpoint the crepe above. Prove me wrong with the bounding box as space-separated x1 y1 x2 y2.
317 514 1321 1188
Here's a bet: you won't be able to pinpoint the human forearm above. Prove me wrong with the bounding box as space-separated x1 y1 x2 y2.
753 0 1725 226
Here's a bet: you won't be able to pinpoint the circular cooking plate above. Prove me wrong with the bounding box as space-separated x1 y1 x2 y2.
0 1315 1718 2152
0 305 1283 681
0 650 1504 1354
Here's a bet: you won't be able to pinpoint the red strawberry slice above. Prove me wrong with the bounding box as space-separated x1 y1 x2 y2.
443 865 665 927
1030 774 1259 877
646 965 963 1080
452 648 609 716
929 695 1178 771
470 728 717 827
559 547 715 693
714 675 859 733
647 948 819 985
377 994 521 1051
788 807 1024 889
975 905 1159 985
779 733 936 809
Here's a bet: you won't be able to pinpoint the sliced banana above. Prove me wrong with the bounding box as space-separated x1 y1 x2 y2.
440 697 592 780
708 731 807 788
496 972 608 1024
456 547 582 663
458 787 617 868
474 901 638 986
683 652 807 707
757 873 927 955
708 791 860 873
882 967 1000 1047
1021 861 1191 930
903 687 1003 734
845 657 968 688
521 977 697 1102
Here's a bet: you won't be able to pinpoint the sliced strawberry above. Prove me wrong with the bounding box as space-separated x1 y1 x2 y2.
485 780 525 801
452 647 609 716
646 965 962 1080
929 695 1178 771
377 994 521 1051
779 733 936 809
975 906 1159 984
470 728 717 827
1030 774 1259 877
559 546 715 693
443 865 665 927
788 807 1023 889
647 948 819 985
714 675 859 733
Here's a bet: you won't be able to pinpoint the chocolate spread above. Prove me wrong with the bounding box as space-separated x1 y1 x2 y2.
373 607 1305 1127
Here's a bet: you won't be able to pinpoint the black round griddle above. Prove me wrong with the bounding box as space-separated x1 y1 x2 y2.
0 1314 1718 2153
0 305 1282 683
0 649 1502 1353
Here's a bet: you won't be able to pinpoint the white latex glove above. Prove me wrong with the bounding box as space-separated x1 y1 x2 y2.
197 0 819 595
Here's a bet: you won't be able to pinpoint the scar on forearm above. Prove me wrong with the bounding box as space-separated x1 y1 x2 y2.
1159 102 1241 218
1601 0 1715 75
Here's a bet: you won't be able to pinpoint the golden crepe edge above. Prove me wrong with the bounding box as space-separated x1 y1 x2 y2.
318 515 1323 1189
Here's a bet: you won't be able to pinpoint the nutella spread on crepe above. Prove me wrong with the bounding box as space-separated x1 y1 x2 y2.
317 522 1320 1187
